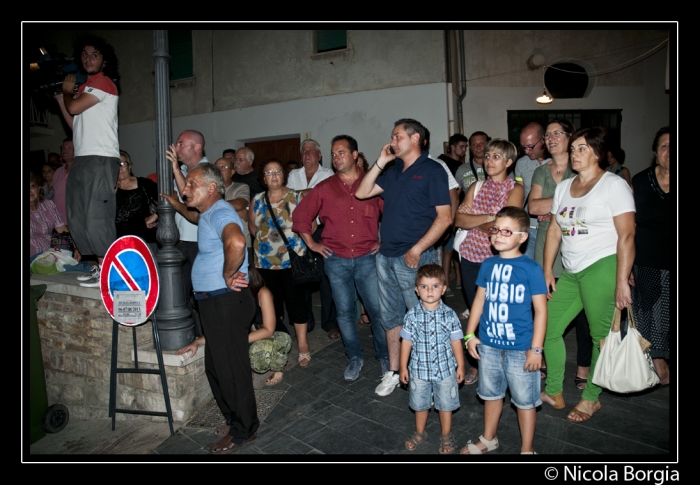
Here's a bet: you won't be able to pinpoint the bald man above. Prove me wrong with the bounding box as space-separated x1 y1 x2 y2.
166 129 209 335
514 122 551 259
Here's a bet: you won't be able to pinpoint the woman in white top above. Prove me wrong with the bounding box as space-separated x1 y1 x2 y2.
528 119 592 390
540 127 635 423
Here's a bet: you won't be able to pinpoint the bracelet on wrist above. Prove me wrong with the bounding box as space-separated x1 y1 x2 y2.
463 333 476 340
375 163 384 171
530 347 543 355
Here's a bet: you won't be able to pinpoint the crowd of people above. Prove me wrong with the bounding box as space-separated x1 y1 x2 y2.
28 33 672 456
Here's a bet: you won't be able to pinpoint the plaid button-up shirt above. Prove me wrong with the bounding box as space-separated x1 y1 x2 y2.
400 301 463 382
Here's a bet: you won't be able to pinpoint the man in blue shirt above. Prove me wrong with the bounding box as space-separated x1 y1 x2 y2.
179 162 258 454
356 118 452 396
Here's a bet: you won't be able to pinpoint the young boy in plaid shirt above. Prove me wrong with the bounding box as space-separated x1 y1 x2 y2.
400 264 465 454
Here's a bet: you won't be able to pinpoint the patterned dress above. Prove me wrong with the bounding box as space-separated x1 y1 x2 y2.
459 178 516 263
631 166 670 360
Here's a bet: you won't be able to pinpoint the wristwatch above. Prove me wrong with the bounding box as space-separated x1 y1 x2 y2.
530 347 543 355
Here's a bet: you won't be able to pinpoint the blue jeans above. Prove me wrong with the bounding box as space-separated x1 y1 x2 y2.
376 249 436 331
521 226 537 260
324 252 387 361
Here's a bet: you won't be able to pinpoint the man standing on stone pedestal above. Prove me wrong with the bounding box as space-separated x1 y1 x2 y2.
53 34 120 288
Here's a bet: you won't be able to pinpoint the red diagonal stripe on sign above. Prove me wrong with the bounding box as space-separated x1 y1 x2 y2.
112 254 140 291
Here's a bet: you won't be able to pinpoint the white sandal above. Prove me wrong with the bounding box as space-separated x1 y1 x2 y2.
460 435 499 455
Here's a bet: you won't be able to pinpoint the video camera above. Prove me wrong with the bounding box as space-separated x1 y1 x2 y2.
28 47 86 99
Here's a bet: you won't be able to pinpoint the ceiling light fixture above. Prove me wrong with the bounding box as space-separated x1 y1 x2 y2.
536 66 553 104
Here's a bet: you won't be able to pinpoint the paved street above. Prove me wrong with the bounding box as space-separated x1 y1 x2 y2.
27 283 674 461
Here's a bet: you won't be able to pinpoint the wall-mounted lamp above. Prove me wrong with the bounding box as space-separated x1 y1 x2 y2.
536 66 553 104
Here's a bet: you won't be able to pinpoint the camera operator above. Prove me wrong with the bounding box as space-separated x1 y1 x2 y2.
54 34 120 287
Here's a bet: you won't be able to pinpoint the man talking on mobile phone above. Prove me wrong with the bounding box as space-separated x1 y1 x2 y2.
355 118 452 397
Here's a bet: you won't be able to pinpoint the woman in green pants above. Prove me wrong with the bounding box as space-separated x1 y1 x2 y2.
540 127 636 422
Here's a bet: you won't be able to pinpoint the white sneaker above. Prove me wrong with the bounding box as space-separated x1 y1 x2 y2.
79 275 100 288
76 265 99 282
375 371 400 397
79 267 101 288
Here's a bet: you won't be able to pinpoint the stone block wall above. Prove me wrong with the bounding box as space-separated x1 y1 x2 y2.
33 281 211 423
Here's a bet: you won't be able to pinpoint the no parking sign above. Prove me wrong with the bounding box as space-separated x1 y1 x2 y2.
100 236 159 326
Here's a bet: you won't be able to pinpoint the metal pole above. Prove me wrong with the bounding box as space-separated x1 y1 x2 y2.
152 30 194 350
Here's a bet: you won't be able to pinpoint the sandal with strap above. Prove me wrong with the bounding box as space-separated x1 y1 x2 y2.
208 433 257 454
405 431 427 451
463 368 478 385
541 391 566 409
439 433 456 454
574 375 587 390
298 352 311 367
359 312 371 325
460 435 499 455
567 400 601 423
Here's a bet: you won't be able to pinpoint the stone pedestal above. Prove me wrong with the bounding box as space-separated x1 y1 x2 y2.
29 272 212 424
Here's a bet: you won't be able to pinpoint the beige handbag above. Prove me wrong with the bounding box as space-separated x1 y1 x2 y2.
592 304 660 393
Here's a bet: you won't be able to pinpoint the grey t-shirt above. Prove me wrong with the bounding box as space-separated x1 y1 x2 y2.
455 162 486 192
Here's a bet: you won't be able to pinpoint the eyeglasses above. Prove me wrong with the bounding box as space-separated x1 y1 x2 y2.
544 131 570 139
119 161 128 166
519 137 544 152
264 170 283 177
217 165 231 170
487 227 526 237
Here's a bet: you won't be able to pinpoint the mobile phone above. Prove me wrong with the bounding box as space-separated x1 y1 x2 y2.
389 147 395 155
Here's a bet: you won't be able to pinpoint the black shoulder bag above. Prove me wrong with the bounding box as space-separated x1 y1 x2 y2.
264 192 322 285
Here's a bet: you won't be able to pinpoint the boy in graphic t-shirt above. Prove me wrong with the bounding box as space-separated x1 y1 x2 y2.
461 206 547 455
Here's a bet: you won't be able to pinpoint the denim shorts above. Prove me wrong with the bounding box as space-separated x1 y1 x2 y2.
476 344 542 410
409 373 460 412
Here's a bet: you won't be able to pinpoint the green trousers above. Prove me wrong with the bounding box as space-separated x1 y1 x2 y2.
543 254 617 402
